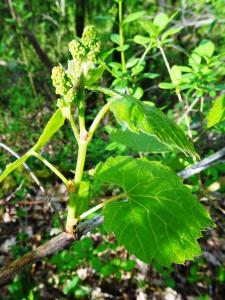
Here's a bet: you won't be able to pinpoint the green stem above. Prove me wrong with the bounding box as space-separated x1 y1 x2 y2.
74 142 88 189
137 43 152 67
66 99 114 233
77 76 86 135
88 100 113 143
69 114 80 142
66 77 88 234
157 39 172 77
31 151 69 186
118 0 126 73
157 39 192 138
66 141 88 233
79 193 126 220
78 99 86 135
179 96 200 124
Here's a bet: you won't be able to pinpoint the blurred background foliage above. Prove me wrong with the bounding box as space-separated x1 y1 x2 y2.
0 0 225 299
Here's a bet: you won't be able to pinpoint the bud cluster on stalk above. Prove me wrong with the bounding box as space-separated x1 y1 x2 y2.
51 25 100 117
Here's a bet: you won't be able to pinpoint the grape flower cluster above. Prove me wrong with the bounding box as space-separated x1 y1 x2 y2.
51 25 100 117
69 25 100 64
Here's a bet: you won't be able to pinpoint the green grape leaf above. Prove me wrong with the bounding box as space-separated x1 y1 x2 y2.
95 156 215 265
123 11 145 24
207 94 225 128
0 152 31 183
111 129 170 153
76 181 91 216
109 95 196 157
0 110 65 183
33 109 65 151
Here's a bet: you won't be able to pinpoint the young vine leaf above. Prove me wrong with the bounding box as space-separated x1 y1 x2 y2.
94 156 215 266
33 109 65 151
111 129 171 153
109 95 197 157
0 109 65 183
0 152 32 183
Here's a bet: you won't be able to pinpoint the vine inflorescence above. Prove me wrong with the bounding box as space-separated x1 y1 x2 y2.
51 25 100 119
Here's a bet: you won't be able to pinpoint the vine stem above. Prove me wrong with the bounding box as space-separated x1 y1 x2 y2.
66 141 88 234
88 99 113 142
31 151 69 186
77 76 87 135
79 193 126 220
118 0 126 73
68 114 80 142
66 94 113 233
66 76 89 234
157 39 192 138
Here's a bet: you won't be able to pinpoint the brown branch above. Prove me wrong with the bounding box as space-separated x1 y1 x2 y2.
5 0 37 96
0 148 224 285
75 0 86 37
23 26 53 72
178 147 225 179
0 232 74 285
0 215 103 285
5 0 53 72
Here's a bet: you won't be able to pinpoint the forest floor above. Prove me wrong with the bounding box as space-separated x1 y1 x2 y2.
0 181 225 300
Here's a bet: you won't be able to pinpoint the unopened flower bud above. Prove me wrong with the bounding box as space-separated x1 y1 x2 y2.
69 39 86 61
64 88 76 102
51 64 74 102
81 26 100 63
51 65 66 86
81 25 97 48
55 85 66 96
87 42 101 63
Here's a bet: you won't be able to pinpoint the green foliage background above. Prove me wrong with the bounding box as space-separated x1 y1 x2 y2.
0 0 225 299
